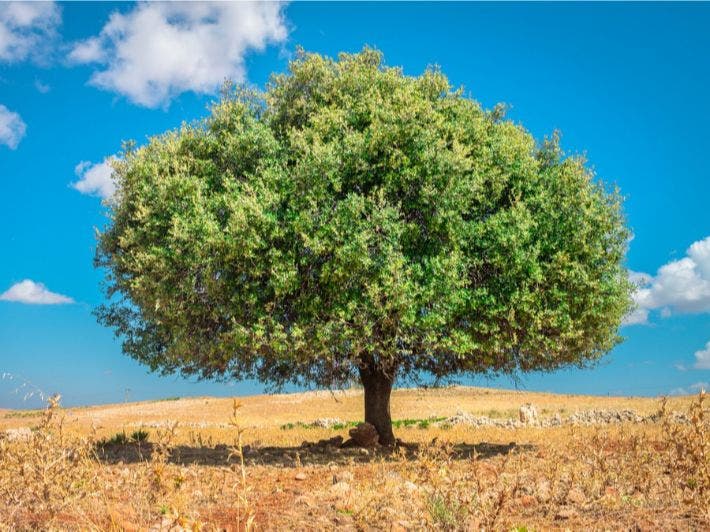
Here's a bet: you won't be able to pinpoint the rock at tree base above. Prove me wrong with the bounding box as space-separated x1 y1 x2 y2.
348 422 379 447
519 403 538 424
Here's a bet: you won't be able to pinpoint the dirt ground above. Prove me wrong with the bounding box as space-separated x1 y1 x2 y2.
0 386 707 530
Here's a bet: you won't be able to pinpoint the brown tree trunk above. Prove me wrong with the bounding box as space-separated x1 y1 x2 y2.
359 364 396 446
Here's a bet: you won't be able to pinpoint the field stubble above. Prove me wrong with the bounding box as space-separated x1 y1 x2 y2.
0 386 707 530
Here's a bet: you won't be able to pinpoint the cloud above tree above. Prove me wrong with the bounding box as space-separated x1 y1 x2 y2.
68 2 288 108
0 1 61 63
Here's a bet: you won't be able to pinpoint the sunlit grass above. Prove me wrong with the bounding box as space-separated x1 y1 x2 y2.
0 387 706 529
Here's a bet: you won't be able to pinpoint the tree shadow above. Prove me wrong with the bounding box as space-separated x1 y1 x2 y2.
96 439 535 467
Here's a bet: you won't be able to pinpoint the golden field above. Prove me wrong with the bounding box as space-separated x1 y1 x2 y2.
0 386 707 530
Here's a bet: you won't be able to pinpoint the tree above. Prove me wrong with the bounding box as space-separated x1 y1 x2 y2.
96 49 633 445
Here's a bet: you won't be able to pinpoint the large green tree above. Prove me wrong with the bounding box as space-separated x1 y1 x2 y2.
96 49 632 445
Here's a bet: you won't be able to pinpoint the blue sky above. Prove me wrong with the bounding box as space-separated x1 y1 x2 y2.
1 2 709 408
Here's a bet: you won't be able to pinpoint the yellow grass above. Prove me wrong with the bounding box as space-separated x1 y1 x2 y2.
0 386 707 530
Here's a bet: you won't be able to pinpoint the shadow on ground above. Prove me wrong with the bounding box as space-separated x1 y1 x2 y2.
97 439 535 467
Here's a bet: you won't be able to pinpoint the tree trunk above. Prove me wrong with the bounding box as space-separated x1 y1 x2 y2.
359 364 396 446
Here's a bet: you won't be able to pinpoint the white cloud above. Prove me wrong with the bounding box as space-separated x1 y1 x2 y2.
68 2 288 108
628 270 652 286
0 104 26 149
67 36 104 63
621 306 649 326
625 236 710 325
694 341 710 370
0 1 61 63
0 280 73 305
622 270 653 325
670 381 709 396
72 159 115 199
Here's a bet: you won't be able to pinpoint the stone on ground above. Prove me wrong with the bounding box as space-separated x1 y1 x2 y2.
348 422 380 447
519 403 538 424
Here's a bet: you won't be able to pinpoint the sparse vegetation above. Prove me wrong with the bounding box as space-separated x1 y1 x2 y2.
99 431 130 446
3 409 43 419
482 408 518 419
0 387 706 529
131 429 150 442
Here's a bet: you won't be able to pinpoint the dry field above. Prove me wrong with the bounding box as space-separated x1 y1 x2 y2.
0 386 707 530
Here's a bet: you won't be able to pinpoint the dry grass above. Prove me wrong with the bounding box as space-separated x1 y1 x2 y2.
0 386 707 530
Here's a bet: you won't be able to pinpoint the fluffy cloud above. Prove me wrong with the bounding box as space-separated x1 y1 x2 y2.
0 1 61 63
0 104 26 149
72 159 115 199
622 271 652 325
625 236 710 325
0 280 73 305
67 36 103 63
694 341 710 370
68 2 288 108
621 306 649 326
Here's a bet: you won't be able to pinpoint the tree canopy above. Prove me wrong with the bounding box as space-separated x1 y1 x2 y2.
96 48 632 443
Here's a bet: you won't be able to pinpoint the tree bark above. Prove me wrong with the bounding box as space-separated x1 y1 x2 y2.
359 364 396 446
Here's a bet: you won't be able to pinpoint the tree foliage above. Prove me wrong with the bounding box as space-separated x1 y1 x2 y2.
96 48 632 395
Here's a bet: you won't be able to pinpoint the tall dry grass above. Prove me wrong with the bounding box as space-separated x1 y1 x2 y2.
0 390 706 529
345 392 708 530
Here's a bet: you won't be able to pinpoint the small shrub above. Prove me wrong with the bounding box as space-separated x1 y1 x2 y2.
426 492 461 528
131 429 149 443
99 431 129 446
280 421 309 430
